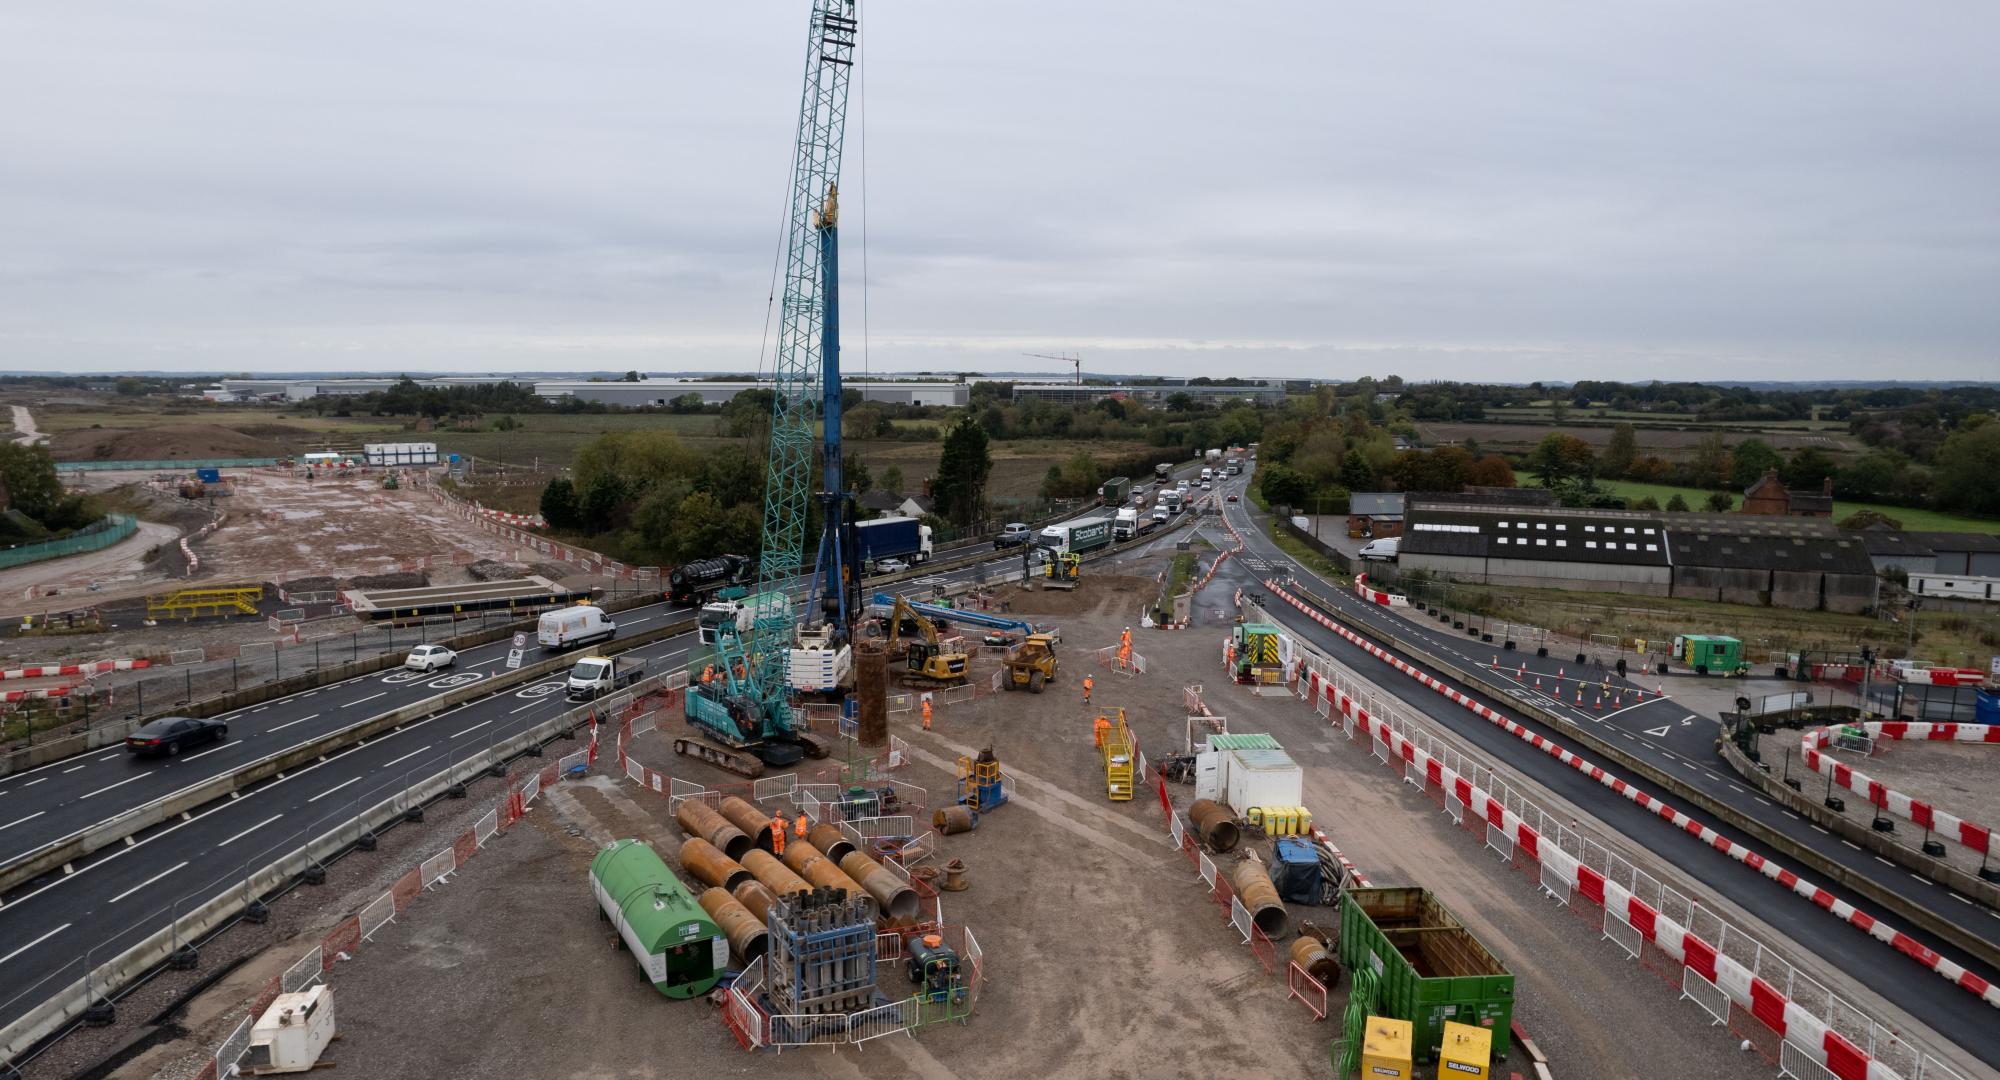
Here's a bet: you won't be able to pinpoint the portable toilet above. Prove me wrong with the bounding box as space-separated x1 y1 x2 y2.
1439 1020 1493 1079
1361 1015 1413 1079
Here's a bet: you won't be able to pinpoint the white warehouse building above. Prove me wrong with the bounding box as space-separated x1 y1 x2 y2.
533 378 968 408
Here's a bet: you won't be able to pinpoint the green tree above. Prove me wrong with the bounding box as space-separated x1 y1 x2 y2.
539 477 579 531
1688 433 1731 489
578 472 629 532
1728 439 1782 490
669 392 706 414
1665 493 1690 512
1338 449 1377 492
880 464 904 495
1934 422 2000 515
1463 454 1515 487
933 415 993 525
671 490 727 560
847 458 873 495
1834 449 1915 502
0 444 63 521
1783 447 1839 492
1601 423 1637 478
1523 433 1595 488
623 370 641 382
1257 463 1311 508
1704 491 1735 512
1632 495 1662 511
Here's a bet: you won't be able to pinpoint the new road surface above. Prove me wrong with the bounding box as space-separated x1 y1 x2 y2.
1190 468 2000 1070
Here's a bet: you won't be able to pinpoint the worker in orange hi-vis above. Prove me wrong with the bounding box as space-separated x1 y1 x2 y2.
1083 674 1094 705
770 810 787 856
921 695 933 731
1118 641 1132 670
1120 626 1133 651
794 810 808 840
701 664 714 684
1093 713 1111 748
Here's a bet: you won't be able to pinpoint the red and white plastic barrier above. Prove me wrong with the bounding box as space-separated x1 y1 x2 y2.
1352 572 1409 607
1803 721 2000 854
1 685 74 702
1262 577 2000 1019
0 658 149 681
472 507 546 528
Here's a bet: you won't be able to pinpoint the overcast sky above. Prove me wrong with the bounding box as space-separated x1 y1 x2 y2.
1 2 1995 382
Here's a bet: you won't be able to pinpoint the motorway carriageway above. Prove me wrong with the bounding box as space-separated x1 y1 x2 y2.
1196 473 2000 1068
0 501 1157 1039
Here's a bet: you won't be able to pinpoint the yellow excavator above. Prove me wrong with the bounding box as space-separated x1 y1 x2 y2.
884 596 970 688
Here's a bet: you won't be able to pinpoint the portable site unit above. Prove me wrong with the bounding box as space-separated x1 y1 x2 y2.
1231 622 1285 684
1672 634 1743 674
1339 887 1514 1061
1193 744 1304 817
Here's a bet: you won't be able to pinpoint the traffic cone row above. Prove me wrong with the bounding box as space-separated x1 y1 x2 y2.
1595 695 1604 711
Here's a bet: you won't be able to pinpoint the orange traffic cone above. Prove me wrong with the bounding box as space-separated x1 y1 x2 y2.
1534 676 1542 690
1557 667 1565 678
1491 656 1499 669
1595 695 1604 711
1517 663 1526 680
1575 688 1584 706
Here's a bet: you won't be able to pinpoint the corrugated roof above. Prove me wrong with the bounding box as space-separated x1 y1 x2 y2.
1405 504 1671 565
1208 733 1282 751
1229 748 1299 770
1904 531 2000 555
1349 492 1405 516
1666 526 1875 574
1857 530 1936 558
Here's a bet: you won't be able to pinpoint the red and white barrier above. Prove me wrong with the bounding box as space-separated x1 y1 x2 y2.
0 658 149 682
1 685 74 702
1352 572 1409 608
1262 577 2000 1021
1896 667 1990 688
1802 722 2000 854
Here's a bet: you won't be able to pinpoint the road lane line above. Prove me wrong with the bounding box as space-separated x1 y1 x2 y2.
307 777 362 803
0 923 71 967
23 778 47 788
62 765 86 774
451 720 492 739
1841 840 1861 851
79 774 148 799
266 713 320 733
182 740 242 761
343 691 387 709
381 746 432 769
217 814 284 847
96 754 117 762
0 810 47 833
109 860 189 903
510 699 546 714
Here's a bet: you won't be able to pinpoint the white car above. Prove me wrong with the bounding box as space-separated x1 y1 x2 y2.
1199 481 1212 491
874 558 912 574
404 644 457 672
1177 480 1190 492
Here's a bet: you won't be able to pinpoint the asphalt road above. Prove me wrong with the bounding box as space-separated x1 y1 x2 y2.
0 492 1183 1043
1196 471 2000 1069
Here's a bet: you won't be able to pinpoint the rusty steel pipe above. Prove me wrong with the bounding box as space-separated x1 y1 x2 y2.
732 879 778 925
1188 799 1240 853
678 837 753 893
740 849 810 897
808 822 855 864
1229 859 1291 938
718 795 777 853
674 798 752 860
1289 935 1339 988
699 887 770 965
837 850 920 922
779 841 874 915
933 804 978 835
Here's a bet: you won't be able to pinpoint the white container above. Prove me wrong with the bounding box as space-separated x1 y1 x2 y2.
244 985 336 1074
1222 748 1303 817
789 642 852 692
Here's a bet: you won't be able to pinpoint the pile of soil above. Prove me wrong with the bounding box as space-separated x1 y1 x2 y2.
351 571 428 590
50 424 290 463
279 575 339 594
991 573 1149 617
466 559 527 582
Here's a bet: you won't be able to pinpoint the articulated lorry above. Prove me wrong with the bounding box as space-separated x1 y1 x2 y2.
1038 517 1113 555
1112 507 1140 541
1098 476 1131 506
854 516 933 566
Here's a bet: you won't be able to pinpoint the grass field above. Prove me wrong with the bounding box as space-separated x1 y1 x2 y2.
1590 479 1999 533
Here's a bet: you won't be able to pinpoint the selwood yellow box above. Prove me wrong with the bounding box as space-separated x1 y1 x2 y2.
1360 1015 1412 1079
1439 1020 1493 1078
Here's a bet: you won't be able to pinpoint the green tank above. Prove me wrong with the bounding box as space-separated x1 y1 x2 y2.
591 838 728 998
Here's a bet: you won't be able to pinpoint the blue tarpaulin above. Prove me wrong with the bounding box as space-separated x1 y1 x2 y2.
1270 838 1324 904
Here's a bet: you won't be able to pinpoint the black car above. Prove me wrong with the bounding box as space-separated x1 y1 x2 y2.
126 716 229 757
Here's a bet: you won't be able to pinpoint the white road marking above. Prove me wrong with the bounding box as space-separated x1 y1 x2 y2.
343 691 387 709
1810 825 1830 835
182 739 242 761
1874 856 1895 867
510 700 545 714
307 776 362 803
0 923 71 967
266 713 320 733
1753 796 1771 806
381 746 432 769
108 860 189 904
79 774 147 799
1841 840 1861 851
96 754 117 762
450 720 491 738
217 814 284 847
1781 810 1798 819
61 765 86 774
1952 893 1973 905
0 810 47 833
23 778 47 788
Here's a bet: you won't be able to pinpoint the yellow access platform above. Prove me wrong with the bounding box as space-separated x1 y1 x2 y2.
1100 708 1135 801
147 585 263 620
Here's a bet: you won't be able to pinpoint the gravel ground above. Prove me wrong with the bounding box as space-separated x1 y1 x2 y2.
1756 727 2000 881
94 558 1780 1080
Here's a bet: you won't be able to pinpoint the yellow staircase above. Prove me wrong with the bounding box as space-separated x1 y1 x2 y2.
1100 709 1135 801
147 585 264 620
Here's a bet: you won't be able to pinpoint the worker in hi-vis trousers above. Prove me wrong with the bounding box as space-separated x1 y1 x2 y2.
1093 713 1111 748
794 811 807 840
1082 674 1094 705
921 695 933 730
770 811 787 856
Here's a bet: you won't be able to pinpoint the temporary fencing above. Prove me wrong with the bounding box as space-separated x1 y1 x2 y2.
1800 721 2000 854
1264 577 2000 1021
0 659 149 682
1275 609 1974 1080
192 733 594 1080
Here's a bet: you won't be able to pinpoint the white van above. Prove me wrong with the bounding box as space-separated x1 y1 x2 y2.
538 604 617 650
1358 537 1400 562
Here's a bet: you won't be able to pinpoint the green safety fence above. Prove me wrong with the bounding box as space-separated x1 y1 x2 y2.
0 514 138 569
54 457 281 473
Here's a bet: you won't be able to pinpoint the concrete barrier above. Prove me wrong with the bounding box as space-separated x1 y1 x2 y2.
0 617 695 894
1281 585 2000 977
0 696 584 1063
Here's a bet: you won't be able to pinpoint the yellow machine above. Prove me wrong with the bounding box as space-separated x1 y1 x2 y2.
1043 552 1080 589
999 633 1060 694
1099 708 1135 801
1438 1021 1492 1079
884 596 970 688
1361 1015 1413 1079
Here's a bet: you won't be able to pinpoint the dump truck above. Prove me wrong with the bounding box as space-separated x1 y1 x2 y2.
999 633 1059 693
1338 887 1514 1062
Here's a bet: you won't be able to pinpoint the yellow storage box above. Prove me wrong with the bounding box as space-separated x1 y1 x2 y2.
1439 1020 1492 1078
1361 1015 1412 1079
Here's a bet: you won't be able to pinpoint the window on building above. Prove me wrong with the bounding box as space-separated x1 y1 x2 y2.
1585 541 1598 549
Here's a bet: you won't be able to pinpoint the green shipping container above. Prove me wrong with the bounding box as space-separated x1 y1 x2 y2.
1339 887 1514 1061
591 838 729 999
1675 634 1744 674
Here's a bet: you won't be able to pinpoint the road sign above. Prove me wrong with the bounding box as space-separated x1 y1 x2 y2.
507 632 528 669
